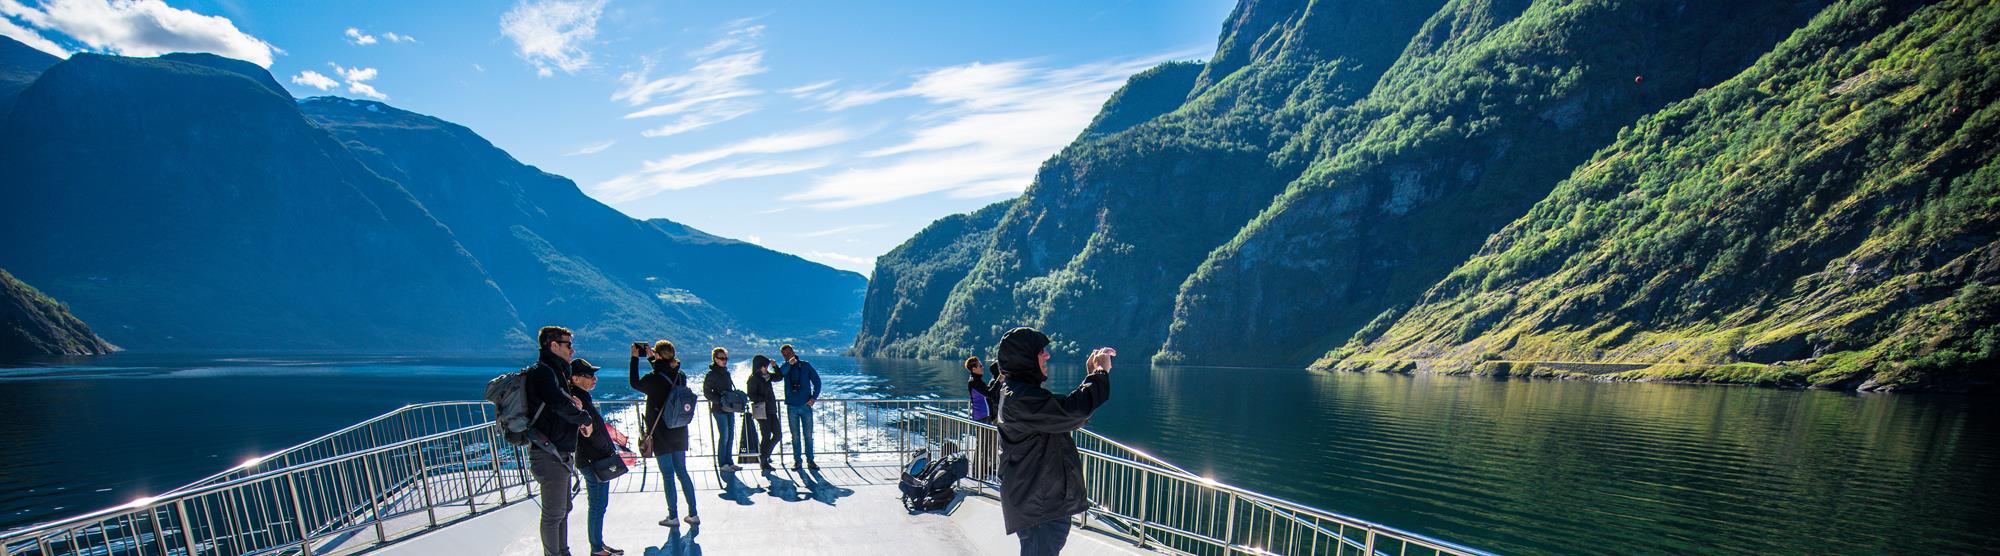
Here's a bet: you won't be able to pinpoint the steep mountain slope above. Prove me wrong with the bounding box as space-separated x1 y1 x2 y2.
302 98 865 350
1 268 116 358
1159 0 1828 366
0 53 526 351
853 201 1009 357
0 36 59 118
858 0 1446 358
1336 0 1999 392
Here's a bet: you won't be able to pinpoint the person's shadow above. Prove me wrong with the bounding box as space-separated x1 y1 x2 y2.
762 470 803 502
799 469 854 506
642 525 702 556
715 472 763 505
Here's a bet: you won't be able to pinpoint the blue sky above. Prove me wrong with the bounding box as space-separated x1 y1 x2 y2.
2 0 1232 274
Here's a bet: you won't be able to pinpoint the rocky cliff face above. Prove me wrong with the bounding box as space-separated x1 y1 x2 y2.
1 268 116 358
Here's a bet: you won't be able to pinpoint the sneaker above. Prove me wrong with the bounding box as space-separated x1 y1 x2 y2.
760 464 775 472
591 550 616 556
659 516 680 527
608 547 626 555
684 515 701 526
807 462 820 471
722 464 742 472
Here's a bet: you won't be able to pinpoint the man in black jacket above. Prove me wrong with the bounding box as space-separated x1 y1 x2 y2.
525 325 595 556
996 327 1112 556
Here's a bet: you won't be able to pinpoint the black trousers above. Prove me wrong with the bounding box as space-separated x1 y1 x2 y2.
529 449 574 556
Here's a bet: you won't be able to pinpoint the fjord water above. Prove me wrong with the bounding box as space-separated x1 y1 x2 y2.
1 355 1993 555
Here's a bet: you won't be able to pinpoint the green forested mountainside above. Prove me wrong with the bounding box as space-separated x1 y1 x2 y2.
1161 0 1827 366
1337 0 2000 392
1 268 116 358
858 0 1447 359
856 0 1996 390
853 201 1010 357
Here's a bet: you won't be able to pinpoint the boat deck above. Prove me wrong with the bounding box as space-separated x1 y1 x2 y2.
368 462 1148 555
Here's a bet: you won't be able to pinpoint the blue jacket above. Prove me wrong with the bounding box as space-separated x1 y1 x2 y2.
772 359 822 407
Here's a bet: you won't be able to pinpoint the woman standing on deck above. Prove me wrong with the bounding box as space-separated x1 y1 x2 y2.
747 355 782 472
630 340 700 527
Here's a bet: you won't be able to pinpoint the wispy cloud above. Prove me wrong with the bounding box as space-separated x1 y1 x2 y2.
804 251 875 270
344 28 414 46
797 223 889 238
595 127 852 202
565 139 616 156
783 51 1196 208
289 69 338 91
612 22 765 138
332 63 386 100
2 0 276 66
500 0 603 77
0 16 65 57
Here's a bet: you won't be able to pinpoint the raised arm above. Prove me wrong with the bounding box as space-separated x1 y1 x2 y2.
1003 373 1110 434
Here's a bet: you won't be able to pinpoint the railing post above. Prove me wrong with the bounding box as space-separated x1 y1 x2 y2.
362 454 387 543
150 506 170 555
488 427 510 504
1363 525 1376 556
286 475 314 556
175 500 198 556
412 444 438 528
1137 472 1150 549
455 438 481 512
1224 491 1237 554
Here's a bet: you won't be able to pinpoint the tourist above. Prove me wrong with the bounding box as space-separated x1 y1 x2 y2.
703 347 742 472
525 326 595 556
967 356 1001 423
629 340 700 527
771 344 823 470
747 355 782 472
995 328 1113 556
567 358 625 556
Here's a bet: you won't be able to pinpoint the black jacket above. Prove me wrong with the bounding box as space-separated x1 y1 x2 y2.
970 374 1003 422
703 364 734 414
571 385 617 464
525 350 593 454
748 370 777 411
629 356 691 453
997 372 1110 534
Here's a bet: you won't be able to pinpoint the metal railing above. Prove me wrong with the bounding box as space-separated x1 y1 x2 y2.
3 398 1496 556
907 410 1497 556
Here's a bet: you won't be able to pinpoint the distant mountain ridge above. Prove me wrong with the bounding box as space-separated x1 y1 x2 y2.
1 267 116 358
855 0 1998 391
0 38 863 354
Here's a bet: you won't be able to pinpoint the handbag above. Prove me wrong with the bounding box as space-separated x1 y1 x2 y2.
586 453 629 482
639 393 669 458
720 389 749 413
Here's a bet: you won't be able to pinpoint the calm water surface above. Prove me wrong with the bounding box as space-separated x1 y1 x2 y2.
1 353 1993 555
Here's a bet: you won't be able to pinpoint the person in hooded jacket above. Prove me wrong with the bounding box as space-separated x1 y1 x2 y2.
995 327 1113 556
747 355 782 471
629 340 699 527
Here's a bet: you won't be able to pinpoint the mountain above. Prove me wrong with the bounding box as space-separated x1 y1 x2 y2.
300 98 866 351
1 267 116 358
0 51 863 354
1335 0 2000 392
0 36 60 118
856 0 1996 390
853 201 1009 358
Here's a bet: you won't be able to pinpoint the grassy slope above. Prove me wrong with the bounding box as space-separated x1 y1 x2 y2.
1336 0 2000 392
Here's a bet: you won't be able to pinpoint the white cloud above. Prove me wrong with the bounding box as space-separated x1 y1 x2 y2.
613 22 765 138
565 139 616 156
595 127 851 202
381 31 414 43
289 69 337 90
499 0 603 77
744 235 763 246
0 16 65 57
330 63 386 99
805 251 875 270
3 0 276 67
784 52 1195 208
797 223 889 238
782 80 837 96
344 27 376 45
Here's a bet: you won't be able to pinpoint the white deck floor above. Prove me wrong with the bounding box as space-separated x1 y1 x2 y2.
368 464 1150 555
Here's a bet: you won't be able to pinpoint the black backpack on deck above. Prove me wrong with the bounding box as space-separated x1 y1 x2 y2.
900 447 969 512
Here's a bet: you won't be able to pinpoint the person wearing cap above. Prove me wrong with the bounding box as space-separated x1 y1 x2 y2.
567 358 625 556
995 327 1113 556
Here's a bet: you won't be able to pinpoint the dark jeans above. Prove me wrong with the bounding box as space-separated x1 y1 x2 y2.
712 412 736 467
529 449 574 556
1017 517 1072 556
656 451 698 518
1024 516 1072 556
755 415 780 464
787 404 816 466
584 472 609 551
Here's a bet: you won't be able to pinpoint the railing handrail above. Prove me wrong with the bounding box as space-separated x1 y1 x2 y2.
913 408 1499 556
162 400 481 494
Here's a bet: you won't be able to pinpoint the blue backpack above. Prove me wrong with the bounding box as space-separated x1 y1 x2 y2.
664 382 697 429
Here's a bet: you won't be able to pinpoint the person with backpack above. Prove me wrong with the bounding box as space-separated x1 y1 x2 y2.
629 340 699 527
525 326 596 556
702 347 742 473
567 358 626 556
747 355 781 472
771 344 822 470
995 328 1113 556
